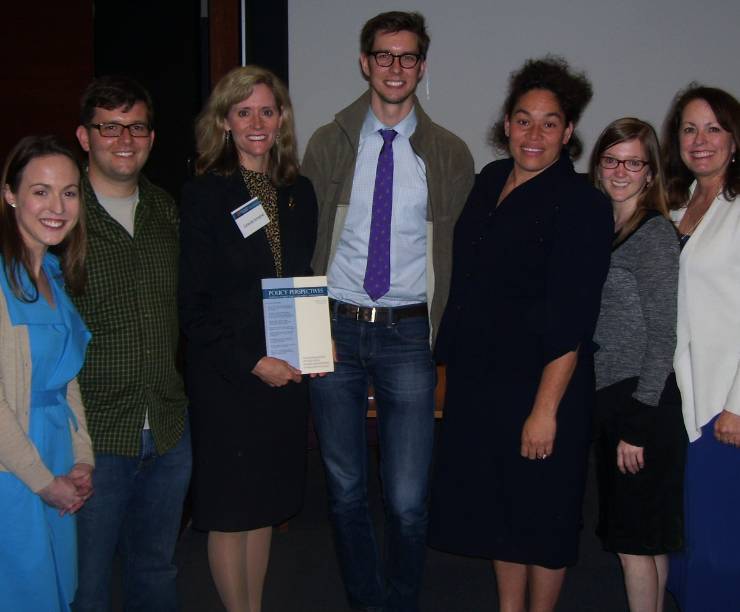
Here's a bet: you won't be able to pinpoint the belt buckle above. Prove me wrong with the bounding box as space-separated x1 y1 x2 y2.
368 307 378 323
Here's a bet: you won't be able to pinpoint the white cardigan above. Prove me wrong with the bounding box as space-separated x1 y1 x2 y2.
671 184 740 442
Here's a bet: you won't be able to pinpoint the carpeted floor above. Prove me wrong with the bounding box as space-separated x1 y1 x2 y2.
116 433 682 611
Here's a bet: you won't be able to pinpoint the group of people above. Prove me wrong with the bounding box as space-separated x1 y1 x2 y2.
1 77 191 612
0 8 738 612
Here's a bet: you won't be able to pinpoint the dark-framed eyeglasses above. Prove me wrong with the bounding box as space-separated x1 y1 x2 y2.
599 156 649 172
368 51 424 69
88 122 152 138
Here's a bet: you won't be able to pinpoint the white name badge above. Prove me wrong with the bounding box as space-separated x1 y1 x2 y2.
231 197 270 238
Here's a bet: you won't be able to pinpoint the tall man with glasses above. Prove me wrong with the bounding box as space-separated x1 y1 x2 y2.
72 76 191 612
302 11 474 612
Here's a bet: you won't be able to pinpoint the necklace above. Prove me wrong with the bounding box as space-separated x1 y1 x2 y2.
681 185 722 236
681 210 706 236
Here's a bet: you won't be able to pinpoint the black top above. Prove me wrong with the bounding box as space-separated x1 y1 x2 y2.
436 153 613 370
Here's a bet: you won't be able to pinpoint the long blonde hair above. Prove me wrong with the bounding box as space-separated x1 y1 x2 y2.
194 66 299 186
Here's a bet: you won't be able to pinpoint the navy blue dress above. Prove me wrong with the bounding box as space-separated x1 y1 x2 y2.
428 154 613 568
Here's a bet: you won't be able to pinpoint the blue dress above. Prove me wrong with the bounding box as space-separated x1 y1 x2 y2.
0 254 90 611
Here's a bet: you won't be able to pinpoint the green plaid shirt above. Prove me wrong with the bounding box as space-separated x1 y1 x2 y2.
72 174 187 456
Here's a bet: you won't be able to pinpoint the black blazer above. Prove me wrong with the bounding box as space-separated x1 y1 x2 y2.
178 170 318 386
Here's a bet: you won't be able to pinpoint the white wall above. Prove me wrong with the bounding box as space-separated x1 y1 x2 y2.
289 0 740 171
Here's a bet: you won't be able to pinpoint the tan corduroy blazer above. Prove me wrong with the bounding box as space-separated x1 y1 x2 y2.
0 284 94 492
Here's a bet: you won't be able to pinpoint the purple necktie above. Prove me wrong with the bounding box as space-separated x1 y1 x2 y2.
363 129 397 302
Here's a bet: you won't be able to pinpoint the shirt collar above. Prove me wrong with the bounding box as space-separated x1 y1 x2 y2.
360 106 417 142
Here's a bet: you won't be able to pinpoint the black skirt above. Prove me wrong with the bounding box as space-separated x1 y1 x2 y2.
187 361 309 533
593 374 686 555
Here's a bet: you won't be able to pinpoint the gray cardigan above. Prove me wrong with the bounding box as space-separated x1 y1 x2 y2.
594 214 679 407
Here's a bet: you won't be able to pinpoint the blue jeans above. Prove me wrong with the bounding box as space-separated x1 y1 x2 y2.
73 422 192 612
310 313 436 612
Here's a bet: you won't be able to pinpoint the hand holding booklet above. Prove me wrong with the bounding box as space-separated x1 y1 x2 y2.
261 276 334 374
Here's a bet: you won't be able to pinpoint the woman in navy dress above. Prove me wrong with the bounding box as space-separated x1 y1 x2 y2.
663 86 740 612
428 57 613 612
0 135 93 611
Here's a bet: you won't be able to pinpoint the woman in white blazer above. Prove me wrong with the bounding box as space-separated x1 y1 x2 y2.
663 85 740 612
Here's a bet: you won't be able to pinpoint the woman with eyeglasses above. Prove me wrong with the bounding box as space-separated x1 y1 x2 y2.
428 57 613 611
178 66 317 612
588 117 685 612
662 85 740 612
0 135 93 610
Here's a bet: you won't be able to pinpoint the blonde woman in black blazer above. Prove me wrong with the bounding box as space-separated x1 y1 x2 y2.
179 66 317 612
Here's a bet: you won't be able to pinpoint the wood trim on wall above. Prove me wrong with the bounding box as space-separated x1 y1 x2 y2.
209 0 241 88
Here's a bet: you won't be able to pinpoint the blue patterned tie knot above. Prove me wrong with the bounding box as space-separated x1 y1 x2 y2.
363 129 397 302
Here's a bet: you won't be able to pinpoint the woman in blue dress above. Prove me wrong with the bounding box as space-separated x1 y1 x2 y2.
0 135 94 611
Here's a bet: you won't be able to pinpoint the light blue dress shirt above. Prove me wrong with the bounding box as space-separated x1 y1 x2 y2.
328 108 428 307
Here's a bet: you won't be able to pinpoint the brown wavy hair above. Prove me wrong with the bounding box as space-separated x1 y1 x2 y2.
589 117 670 245
194 65 298 186
661 84 740 209
490 55 592 160
1 135 86 301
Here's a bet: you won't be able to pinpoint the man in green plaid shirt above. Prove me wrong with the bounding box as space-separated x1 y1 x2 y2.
71 76 191 612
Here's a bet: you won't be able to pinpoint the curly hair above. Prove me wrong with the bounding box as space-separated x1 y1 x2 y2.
1 135 86 301
360 11 430 57
194 65 298 187
589 117 670 245
490 55 593 159
661 84 740 209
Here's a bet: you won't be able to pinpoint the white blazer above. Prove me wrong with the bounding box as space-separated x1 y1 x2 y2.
671 184 740 441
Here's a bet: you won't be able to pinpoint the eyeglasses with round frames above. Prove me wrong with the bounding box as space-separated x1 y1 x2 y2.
599 156 649 172
368 51 424 69
88 122 152 138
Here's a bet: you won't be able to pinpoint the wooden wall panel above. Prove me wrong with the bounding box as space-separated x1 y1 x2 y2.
0 2 94 161
209 0 241 88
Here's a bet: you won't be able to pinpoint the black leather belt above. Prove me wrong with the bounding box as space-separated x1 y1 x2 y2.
329 299 428 324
